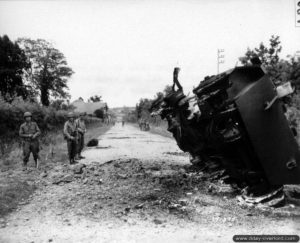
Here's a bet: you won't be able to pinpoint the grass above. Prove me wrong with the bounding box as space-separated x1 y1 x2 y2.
0 177 37 217
0 121 112 218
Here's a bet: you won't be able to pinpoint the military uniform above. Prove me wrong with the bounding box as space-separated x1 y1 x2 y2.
19 121 41 167
63 119 78 164
75 117 86 158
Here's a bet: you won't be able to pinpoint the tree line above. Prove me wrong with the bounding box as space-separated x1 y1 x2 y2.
0 35 74 106
239 35 300 89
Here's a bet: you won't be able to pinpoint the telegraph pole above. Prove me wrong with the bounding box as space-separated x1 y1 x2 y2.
217 49 225 74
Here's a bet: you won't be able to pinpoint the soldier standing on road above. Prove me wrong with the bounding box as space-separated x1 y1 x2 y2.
19 112 41 171
75 112 87 160
63 112 78 164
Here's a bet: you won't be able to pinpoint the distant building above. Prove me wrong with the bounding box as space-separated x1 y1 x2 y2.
71 99 108 115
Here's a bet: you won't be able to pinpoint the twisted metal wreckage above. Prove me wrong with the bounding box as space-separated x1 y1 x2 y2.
150 60 300 207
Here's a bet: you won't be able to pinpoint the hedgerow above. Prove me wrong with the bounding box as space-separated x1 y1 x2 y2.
0 95 101 155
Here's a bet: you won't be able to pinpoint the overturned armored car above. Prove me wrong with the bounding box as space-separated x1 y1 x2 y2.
150 62 300 206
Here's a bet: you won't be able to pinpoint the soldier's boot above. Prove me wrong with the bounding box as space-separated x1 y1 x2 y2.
75 154 81 160
35 159 40 169
71 157 79 164
79 154 85 159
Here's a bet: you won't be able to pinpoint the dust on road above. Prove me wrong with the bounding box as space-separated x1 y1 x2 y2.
0 124 299 243
83 124 188 164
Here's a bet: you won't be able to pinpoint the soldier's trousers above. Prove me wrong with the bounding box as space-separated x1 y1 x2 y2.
23 140 39 165
67 139 77 160
77 133 84 155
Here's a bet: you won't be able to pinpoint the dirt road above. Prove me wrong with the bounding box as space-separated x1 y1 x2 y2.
0 124 299 243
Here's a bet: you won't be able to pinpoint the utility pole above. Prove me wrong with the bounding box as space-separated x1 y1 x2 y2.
217 49 225 74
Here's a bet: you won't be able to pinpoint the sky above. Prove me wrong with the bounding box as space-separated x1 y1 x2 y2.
0 0 300 107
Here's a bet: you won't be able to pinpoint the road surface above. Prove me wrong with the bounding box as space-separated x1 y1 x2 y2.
0 124 299 243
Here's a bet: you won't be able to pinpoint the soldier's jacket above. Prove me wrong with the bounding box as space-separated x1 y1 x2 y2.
19 122 41 140
63 120 78 140
75 118 86 135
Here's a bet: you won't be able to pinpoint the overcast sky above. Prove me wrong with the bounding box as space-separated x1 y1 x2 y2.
0 0 300 107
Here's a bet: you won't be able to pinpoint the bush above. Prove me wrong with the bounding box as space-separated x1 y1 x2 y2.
0 96 66 133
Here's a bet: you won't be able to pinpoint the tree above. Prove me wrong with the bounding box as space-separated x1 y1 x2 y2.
136 98 152 119
50 99 74 110
240 36 300 90
124 110 138 123
239 35 282 84
94 108 105 119
277 55 300 90
88 95 102 103
16 38 74 106
0 35 30 101
240 35 282 66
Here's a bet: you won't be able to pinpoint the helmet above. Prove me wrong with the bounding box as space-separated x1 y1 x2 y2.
67 112 75 118
24 112 32 118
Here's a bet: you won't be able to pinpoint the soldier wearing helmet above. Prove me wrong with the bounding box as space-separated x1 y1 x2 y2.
75 112 87 160
19 111 41 170
63 112 78 164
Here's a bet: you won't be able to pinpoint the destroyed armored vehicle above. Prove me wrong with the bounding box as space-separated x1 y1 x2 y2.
150 63 300 207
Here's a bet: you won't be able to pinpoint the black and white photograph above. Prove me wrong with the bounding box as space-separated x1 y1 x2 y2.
0 0 300 242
